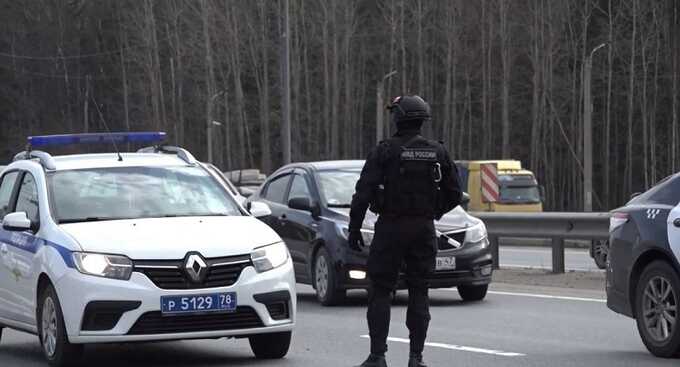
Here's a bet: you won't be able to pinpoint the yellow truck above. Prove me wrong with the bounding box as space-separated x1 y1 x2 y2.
456 160 543 212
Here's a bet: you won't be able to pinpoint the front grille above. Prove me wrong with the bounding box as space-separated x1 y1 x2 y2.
428 270 471 279
133 254 252 289
127 307 263 335
265 302 290 321
438 231 466 250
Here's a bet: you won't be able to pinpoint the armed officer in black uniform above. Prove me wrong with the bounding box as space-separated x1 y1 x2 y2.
349 95 462 367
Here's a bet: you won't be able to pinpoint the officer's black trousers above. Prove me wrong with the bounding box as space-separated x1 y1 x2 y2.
366 216 436 356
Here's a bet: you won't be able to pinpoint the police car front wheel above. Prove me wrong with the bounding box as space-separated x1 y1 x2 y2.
249 331 292 359
38 284 83 367
635 260 680 358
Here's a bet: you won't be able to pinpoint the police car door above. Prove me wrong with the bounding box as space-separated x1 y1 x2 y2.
7 171 42 325
0 170 21 322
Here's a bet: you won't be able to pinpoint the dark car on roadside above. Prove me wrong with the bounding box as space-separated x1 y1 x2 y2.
246 160 493 306
607 174 680 357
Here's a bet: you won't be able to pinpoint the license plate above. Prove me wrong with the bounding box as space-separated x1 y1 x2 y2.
436 256 456 271
161 292 237 315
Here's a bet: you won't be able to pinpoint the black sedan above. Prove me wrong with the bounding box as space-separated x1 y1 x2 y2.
607 174 680 357
246 160 493 306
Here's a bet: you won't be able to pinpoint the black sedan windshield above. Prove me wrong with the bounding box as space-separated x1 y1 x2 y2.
316 169 361 207
49 166 242 223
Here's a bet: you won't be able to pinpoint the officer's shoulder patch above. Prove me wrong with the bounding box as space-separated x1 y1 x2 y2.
400 148 438 161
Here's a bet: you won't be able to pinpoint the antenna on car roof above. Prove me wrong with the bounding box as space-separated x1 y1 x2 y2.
91 96 123 162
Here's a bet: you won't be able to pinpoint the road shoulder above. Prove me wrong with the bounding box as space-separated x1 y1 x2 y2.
489 268 606 300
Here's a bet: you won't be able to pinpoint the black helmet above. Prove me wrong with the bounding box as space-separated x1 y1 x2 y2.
388 95 431 124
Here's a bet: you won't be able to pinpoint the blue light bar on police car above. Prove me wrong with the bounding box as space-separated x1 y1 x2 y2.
28 132 166 148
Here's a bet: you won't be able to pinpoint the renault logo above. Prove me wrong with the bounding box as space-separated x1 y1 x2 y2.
184 253 207 283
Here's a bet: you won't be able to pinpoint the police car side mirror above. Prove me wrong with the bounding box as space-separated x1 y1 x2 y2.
249 201 272 218
2 212 32 231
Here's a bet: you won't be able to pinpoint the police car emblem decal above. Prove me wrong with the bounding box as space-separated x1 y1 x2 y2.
647 209 661 219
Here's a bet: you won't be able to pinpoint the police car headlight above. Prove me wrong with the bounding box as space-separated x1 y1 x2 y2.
251 242 289 273
337 224 374 246
464 222 488 248
72 252 133 280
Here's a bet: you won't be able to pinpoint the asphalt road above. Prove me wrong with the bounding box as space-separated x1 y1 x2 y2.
0 283 676 367
500 246 601 272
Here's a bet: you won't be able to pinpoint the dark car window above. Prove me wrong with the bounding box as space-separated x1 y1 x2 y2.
15 173 40 224
0 171 20 219
630 175 680 206
289 175 311 201
264 174 291 204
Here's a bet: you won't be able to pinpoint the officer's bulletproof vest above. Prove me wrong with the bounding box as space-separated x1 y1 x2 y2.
382 135 441 217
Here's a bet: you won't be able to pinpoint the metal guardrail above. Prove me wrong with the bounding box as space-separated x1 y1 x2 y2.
471 212 611 273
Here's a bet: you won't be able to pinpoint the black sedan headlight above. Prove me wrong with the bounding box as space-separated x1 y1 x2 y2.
463 222 488 248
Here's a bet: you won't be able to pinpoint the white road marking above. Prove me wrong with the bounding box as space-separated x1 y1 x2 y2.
360 335 526 357
501 247 590 254
487 290 606 303
500 264 600 272
439 288 606 303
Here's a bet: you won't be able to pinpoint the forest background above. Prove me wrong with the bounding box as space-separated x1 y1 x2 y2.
0 0 678 211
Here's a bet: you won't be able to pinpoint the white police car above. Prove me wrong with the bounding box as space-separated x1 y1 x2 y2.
0 133 295 366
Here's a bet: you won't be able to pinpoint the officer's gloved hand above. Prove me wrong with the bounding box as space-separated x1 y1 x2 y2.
348 230 365 251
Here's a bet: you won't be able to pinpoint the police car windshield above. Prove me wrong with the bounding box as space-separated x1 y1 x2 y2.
49 166 242 223
317 169 361 207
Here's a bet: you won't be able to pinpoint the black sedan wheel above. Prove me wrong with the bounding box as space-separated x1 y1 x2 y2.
314 247 346 306
635 261 680 358
458 284 488 302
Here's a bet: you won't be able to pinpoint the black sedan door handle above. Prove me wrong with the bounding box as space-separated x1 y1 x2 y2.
673 218 680 228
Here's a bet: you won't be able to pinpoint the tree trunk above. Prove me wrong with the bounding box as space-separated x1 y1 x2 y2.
201 0 216 163
672 0 679 172
604 0 614 208
500 0 511 158
626 0 637 195
321 2 331 158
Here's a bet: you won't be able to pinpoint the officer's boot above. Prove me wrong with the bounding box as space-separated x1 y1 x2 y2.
407 353 428 367
355 354 388 367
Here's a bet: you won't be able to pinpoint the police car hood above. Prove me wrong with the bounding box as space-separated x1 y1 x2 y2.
59 216 280 259
328 206 479 232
